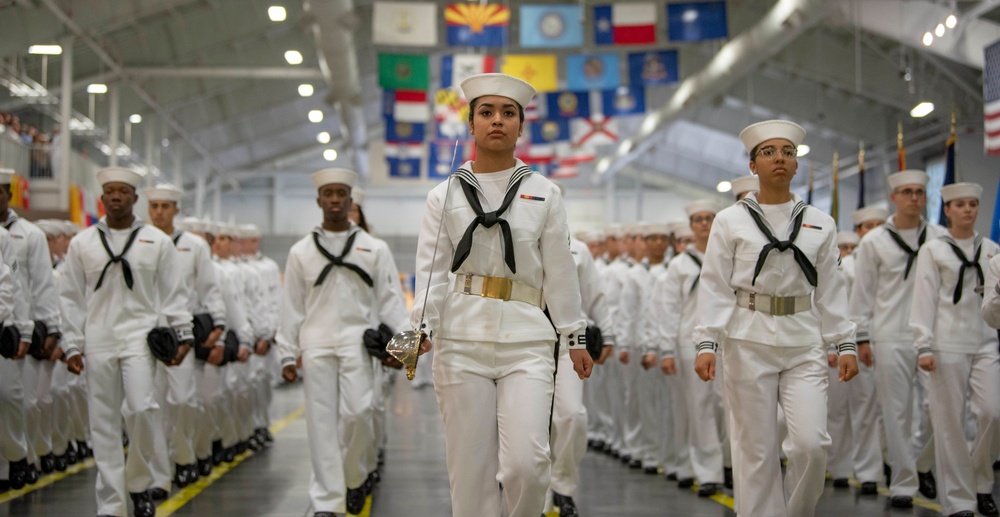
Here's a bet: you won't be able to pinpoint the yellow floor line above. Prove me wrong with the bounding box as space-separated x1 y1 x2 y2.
0 456 97 504
157 406 305 516
846 478 943 513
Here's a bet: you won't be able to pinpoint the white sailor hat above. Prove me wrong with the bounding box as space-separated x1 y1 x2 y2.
605 224 623 239
887 170 929 190
351 187 365 205
311 168 358 189
34 219 59 237
739 120 806 155
238 224 261 238
685 199 717 217
941 182 983 203
624 221 647 236
850 206 889 226
675 225 694 239
836 231 860 246
96 167 145 188
60 220 79 236
460 73 536 109
667 220 688 236
0 168 14 185
143 183 183 202
731 175 759 196
176 216 205 233
641 224 670 237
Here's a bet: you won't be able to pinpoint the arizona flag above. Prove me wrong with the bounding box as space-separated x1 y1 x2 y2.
445 3 510 47
594 3 656 45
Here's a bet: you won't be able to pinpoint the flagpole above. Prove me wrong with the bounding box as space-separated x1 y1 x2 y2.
806 162 815 205
857 141 865 210
831 151 839 227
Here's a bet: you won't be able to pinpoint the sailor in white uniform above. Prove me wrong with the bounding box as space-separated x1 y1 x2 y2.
410 73 590 517
849 170 943 507
692 120 858 517
277 168 409 517
913 183 1000 517
60 167 194 517
730 175 759 202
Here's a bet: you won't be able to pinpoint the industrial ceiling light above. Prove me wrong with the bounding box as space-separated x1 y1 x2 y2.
946 14 957 29
128 114 142 124
87 83 108 94
284 50 303 65
316 131 331 144
797 144 810 157
323 149 338 161
268 6 286 22
935 24 945 37
910 102 935 118
716 180 732 193
308 110 323 123
922 32 933 46
298 84 314 97
28 45 62 55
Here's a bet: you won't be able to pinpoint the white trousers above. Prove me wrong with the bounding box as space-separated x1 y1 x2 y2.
50 363 75 456
412 348 433 388
637 361 663 468
620 350 642 459
826 362 852 478
608 357 626 453
21 357 42 464
678 350 724 484
549 345 587 497
369 358 389 475
927 350 1000 515
302 346 374 513
145 352 201 490
848 362 883 482
872 339 935 497
584 358 614 445
433 338 555 517
194 361 225 461
0 358 27 464
724 341 830 517
87 348 164 517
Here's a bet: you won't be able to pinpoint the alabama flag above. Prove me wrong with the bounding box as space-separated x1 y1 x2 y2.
594 3 656 45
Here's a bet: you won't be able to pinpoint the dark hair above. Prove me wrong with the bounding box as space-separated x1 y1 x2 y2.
467 97 525 124
749 144 760 160
354 203 369 232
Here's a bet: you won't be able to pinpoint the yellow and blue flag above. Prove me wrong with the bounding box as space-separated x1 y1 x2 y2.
445 3 509 47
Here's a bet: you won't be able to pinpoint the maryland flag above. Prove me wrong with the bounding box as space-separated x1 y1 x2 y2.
9 174 29 210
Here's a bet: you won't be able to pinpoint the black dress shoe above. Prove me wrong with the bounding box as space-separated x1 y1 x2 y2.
53 454 68 472
884 462 892 487
186 464 199 483
918 470 937 499
724 467 733 489
620 454 632 464
832 477 850 488
0 479 10 493
130 491 155 517
994 459 1000 470
148 487 169 501
553 491 579 517
666 472 678 481
949 512 975 517
9 458 29 489
643 466 658 475
26 464 39 484
678 477 695 489
377 448 385 467
79 440 93 458
224 447 236 463
40 453 55 474
698 483 720 497
609 448 620 459
364 471 379 495
66 446 78 465
198 458 212 477
211 440 224 466
890 495 913 508
628 459 642 469
979 493 1000 517
174 463 191 488
345 485 366 514
592 440 606 451
314 513 336 517
860 481 877 495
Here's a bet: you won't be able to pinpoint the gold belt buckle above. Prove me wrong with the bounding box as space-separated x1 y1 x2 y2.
771 296 792 316
481 276 513 301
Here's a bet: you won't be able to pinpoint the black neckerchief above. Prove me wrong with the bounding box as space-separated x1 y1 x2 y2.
172 231 183 246
741 197 817 287
884 220 927 280
450 164 534 274
3 209 16 231
942 234 984 304
95 218 144 291
686 250 703 294
312 228 373 287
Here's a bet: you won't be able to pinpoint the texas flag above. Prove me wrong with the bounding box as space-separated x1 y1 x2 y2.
594 3 656 45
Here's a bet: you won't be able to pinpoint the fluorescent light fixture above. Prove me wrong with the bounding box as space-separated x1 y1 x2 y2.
298 84 314 97
922 32 933 46
268 6 287 22
797 144 810 157
87 83 108 94
935 24 945 37
323 149 338 161
716 181 732 193
910 102 935 118
316 131 331 144
28 45 62 55
285 50 303 65
946 14 957 29
308 110 323 123
128 114 142 124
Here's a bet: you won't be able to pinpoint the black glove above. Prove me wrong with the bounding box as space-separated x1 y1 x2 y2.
221 330 240 365
585 326 603 361
0 324 19 359
28 320 48 360
147 327 179 364
363 324 395 360
191 313 214 347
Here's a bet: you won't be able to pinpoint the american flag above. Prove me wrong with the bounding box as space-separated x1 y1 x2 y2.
984 38 1000 155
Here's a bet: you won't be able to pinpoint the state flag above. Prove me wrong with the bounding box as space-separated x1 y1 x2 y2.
667 1 728 42
440 54 497 90
566 54 621 91
378 53 429 90
519 5 584 48
601 87 645 117
385 90 431 122
445 3 510 47
428 140 470 179
383 116 426 143
545 91 591 119
385 142 424 178
372 2 437 47
529 119 571 145
593 3 656 45
628 50 679 87
501 54 558 93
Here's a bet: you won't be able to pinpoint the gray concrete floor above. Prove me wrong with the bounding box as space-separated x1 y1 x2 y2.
0 374 986 516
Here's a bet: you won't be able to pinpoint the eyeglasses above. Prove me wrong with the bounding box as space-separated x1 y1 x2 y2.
690 215 714 224
755 146 797 160
895 188 926 198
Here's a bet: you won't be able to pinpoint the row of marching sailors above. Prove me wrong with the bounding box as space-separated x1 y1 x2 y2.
0 165 282 517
